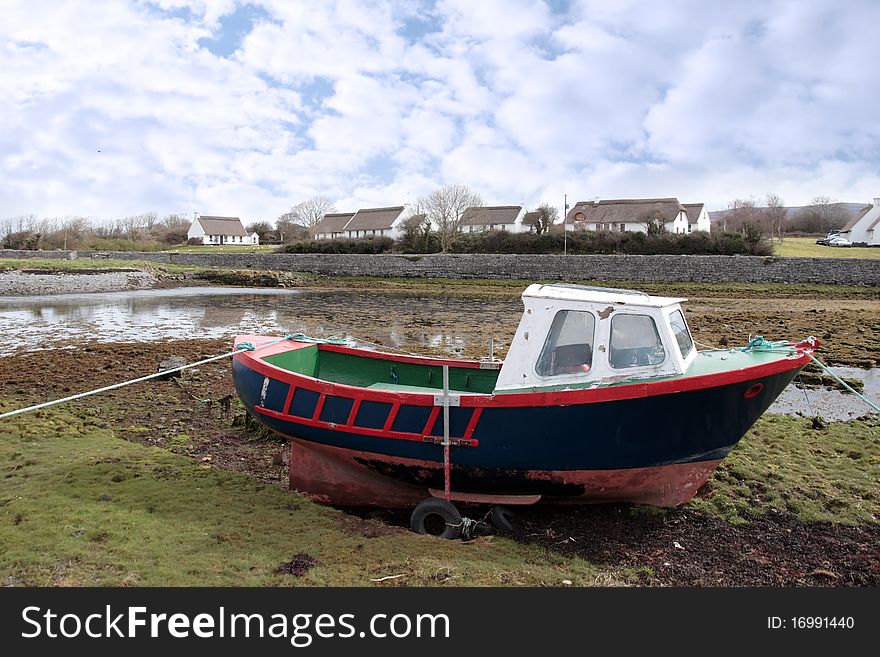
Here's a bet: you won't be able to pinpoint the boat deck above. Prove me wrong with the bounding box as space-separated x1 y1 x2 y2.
241 336 801 396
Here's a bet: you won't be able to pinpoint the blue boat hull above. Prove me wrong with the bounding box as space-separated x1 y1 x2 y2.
232 353 804 507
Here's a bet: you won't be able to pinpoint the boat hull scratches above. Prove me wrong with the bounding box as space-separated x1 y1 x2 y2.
288 438 723 508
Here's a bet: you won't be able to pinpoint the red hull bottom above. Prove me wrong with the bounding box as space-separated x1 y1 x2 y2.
288 439 722 508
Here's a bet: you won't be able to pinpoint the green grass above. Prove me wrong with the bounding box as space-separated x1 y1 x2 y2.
0 404 620 587
0 257 211 276
319 275 880 300
688 415 880 525
167 244 277 253
774 237 880 259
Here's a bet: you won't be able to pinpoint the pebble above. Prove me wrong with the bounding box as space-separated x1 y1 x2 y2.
0 269 157 295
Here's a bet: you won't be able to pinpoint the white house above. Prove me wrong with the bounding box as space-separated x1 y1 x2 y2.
840 198 880 245
314 212 355 240
187 215 258 245
682 203 711 233
342 206 412 239
460 206 528 233
564 198 708 234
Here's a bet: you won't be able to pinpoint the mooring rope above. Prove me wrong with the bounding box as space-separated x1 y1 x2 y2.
0 335 306 421
805 353 880 414
739 335 880 414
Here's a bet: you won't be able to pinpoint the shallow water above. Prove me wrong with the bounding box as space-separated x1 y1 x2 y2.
769 367 880 420
0 286 517 357
0 286 876 419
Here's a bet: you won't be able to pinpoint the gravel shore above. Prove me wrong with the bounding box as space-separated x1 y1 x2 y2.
0 268 158 295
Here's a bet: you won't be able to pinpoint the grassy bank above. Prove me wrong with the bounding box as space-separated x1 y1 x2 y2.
0 257 206 276
1 397 876 586
0 404 618 587
774 237 880 259
312 276 880 300
167 245 277 253
689 414 880 525
4 254 880 299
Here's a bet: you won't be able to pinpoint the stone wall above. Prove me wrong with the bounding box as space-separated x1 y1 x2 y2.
2 249 879 285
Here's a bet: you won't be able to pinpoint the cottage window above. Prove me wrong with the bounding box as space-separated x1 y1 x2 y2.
669 310 693 358
609 314 666 369
536 311 596 377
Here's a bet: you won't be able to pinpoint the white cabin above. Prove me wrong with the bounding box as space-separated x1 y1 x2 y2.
495 284 696 392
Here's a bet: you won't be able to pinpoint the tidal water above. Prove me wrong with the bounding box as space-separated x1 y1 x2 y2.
0 286 875 419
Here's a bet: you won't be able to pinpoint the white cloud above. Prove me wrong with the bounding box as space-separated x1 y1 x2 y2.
1 0 878 223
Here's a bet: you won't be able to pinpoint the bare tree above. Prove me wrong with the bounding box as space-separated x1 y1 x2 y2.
524 203 557 234
119 212 158 240
161 213 190 229
635 209 668 235
764 193 787 244
419 184 483 252
791 196 849 234
724 198 765 234
140 211 159 233
284 196 336 234
247 221 274 241
275 212 295 243
59 216 92 249
397 213 435 252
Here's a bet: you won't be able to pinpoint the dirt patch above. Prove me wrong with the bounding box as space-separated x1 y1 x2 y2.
337 514 402 538
276 554 318 577
510 505 880 586
0 338 291 486
2 327 878 586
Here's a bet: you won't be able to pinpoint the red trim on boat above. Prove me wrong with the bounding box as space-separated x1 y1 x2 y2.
382 403 399 433
464 407 483 440
256 404 429 444
282 385 295 415
423 406 440 434
347 398 361 426
743 383 765 399
234 340 811 409
312 393 326 421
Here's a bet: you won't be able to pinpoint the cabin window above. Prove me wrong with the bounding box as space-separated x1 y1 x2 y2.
536 311 596 377
609 314 666 369
669 310 694 358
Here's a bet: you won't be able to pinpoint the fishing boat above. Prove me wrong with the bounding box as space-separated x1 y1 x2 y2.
232 284 815 532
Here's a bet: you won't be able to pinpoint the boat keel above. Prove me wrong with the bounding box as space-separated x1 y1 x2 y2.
288 438 722 508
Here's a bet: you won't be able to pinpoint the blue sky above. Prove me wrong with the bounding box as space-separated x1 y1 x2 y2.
1 0 879 223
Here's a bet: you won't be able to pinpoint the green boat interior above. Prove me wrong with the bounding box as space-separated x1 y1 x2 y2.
260 343 794 395
262 344 500 394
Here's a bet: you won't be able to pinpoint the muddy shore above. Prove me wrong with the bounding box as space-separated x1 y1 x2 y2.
1 339 877 586
0 268 158 295
2 270 879 586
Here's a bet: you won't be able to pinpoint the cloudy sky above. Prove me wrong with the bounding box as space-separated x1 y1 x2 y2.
2 0 879 223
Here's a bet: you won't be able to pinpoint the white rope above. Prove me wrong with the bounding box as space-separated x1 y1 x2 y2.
806 353 880 414
0 337 287 421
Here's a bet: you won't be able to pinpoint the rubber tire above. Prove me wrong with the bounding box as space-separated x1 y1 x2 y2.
489 505 515 533
410 498 462 540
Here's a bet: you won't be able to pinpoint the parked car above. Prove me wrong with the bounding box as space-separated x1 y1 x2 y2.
816 230 842 245
828 236 852 247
